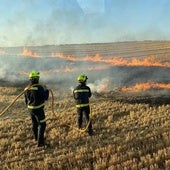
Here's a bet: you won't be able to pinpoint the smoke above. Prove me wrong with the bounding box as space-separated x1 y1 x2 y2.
1 0 170 47
0 43 170 99
88 78 110 93
0 69 6 79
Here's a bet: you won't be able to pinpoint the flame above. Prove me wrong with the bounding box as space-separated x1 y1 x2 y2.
84 54 170 67
2 47 169 68
84 54 101 62
50 53 170 67
121 82 170 92
51 53 76 61
20 47 39 57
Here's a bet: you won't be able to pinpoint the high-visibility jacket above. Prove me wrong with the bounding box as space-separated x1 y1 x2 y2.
73 83 91 108
25 84 49 109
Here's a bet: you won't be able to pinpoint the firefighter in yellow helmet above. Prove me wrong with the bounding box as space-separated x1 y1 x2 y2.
73 74 93 136
24 71 49 147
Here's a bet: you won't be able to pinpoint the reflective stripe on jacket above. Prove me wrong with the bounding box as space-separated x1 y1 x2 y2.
76 103 89 108
73 84 91 107
40 118 46 123
28 103 45 109
74 89 90 93
25 84 49 110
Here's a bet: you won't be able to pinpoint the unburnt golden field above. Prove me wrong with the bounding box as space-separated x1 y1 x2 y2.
0 86 169 170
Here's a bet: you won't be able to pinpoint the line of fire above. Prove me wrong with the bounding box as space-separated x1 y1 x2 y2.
0 46 170 98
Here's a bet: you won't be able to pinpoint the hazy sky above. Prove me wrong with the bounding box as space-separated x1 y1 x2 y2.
0 0 170 47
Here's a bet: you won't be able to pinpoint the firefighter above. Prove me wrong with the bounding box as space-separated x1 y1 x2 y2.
73 74 93 136
24 71 49 147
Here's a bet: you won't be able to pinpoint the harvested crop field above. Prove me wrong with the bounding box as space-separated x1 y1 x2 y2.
0 41 170 169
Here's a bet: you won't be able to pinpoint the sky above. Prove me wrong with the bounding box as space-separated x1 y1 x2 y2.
0 0 170 47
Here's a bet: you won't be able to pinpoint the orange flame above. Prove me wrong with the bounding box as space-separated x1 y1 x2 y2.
51 53 76 61
121 82 170 92
84 54 101 62
50 53 170 67
20 47 39 57
84 54 170 67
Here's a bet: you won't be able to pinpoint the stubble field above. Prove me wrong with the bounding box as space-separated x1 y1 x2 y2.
0 41 170 170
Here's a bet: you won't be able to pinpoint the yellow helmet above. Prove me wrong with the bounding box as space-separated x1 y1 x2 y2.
29 71 40 79
77 74 88 82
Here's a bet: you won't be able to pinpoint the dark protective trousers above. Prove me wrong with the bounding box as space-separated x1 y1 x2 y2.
77 106 93 134
29 108 46 146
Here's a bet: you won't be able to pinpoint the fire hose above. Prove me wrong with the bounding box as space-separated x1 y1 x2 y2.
0 85 92 133
49 89 92 133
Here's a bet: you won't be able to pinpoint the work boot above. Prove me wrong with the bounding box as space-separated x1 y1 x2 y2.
88 129 94 136
78 124 82 129
38 142 50 148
